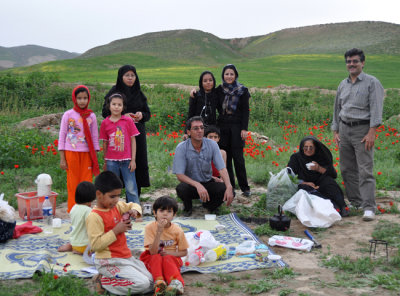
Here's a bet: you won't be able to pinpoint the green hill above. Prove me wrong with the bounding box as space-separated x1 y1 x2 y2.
240 21 400 57
0 45 79 69
80 21 400 62
81 29 244 64
4 21 400 89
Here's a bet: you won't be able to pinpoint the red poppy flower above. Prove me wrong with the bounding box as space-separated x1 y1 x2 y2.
53 275 59 280
389 201 394 206
377 172 382 175
0 171 4 175
14 165 19 169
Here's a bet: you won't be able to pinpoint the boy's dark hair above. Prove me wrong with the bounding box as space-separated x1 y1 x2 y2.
152 196 179 215
95 171 123 194
75 181 96 204
74 86 89 97
106 92 127 113
205 125 220 137
344 48 365 62
186 116 204 131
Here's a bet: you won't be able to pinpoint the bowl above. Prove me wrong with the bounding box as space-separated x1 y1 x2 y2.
267 254 282 262
215 224 226 232
205 214 216 221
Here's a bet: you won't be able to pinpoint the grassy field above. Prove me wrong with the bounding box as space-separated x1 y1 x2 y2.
1 64 400 294
5 53 400 89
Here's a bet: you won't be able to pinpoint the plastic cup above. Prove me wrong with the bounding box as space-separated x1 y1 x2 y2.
267 254 282 263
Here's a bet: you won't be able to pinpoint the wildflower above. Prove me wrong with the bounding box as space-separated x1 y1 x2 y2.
377 172 382 175
25 145 30 149
0 171 4 175
389 201 394 206
14 164 19 169
53 275 59 280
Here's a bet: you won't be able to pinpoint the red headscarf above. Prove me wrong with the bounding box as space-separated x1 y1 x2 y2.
72 85 100 176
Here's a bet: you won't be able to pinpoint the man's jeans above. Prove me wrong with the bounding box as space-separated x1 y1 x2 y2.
106 160 139 204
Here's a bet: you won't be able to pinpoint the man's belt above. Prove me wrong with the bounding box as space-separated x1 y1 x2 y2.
340 119 370 127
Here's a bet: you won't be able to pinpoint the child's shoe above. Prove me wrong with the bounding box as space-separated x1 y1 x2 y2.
92 274 105 295
154 279 167 295
166 279 184 295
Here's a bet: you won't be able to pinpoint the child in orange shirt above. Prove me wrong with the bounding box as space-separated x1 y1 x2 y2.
140 196 189 295
86 171 153 295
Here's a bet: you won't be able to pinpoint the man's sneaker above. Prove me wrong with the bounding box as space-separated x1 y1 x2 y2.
166 279 184 295
142 203 152 216
363 210 375 221
154 279 167 295
242 190 252 197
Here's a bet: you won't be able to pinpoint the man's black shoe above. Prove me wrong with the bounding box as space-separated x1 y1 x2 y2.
183 209 192 217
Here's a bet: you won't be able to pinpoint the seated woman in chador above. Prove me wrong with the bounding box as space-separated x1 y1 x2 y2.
287 136 349 217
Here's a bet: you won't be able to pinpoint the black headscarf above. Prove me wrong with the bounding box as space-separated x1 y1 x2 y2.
288 136 336 183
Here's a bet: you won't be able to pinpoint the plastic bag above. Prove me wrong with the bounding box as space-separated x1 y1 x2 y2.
268 235 314 252
235 240 256 255
184 230 220 265
266 168 297 211
283 189 341 228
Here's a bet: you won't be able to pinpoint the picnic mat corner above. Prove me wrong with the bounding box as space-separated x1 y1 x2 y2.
0 213 286 279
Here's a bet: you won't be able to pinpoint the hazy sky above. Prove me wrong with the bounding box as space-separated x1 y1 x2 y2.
2 0 399 53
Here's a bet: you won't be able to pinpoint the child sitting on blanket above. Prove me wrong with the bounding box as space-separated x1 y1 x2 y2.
140 196 189 295
87 171 153 295
58 181 95 254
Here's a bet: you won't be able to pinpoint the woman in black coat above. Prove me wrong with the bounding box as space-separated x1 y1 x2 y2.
102 65 151 195
216 64 251 197
187 71 218 126
287 136 349 216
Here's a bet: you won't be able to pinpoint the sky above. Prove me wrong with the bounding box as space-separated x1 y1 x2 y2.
1 0 400 53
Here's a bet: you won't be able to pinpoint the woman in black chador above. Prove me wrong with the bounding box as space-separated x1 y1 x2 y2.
102 65 151 196
287 136 349 216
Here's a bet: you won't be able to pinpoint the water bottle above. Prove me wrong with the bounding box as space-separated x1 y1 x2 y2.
42 196 53 234
187 248 205 266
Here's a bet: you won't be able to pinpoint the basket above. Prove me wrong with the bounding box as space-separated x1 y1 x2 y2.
15 191 57 220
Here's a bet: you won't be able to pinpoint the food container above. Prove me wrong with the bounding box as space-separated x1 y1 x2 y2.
205 214 216 221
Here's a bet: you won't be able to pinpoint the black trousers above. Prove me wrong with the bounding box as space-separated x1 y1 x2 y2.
225 145 250 192
176 180 226 211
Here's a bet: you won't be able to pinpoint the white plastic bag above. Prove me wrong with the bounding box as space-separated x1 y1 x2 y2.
235 240 256 255
266 167 297 211
268 235 314 252
283 189 341 228
184 230 220 265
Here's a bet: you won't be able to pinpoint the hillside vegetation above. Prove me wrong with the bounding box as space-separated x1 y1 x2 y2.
0 45 79 69
81 21 400 62
3 21 400 89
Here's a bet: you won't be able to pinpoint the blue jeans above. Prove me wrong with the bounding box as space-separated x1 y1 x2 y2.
106 160 139 204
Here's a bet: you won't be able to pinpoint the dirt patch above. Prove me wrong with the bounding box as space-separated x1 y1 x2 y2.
17 113 62 137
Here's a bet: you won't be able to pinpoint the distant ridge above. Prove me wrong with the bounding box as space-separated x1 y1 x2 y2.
0 45 79 69
80 21 400 63
239 21 400 57
81 29 244 63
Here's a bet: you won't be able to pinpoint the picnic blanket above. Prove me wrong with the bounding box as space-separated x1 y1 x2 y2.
0 213 286 279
